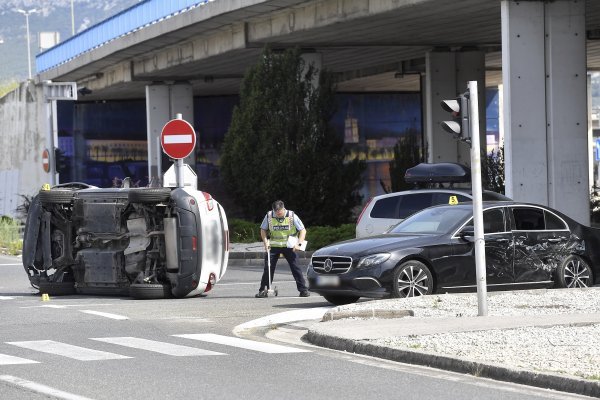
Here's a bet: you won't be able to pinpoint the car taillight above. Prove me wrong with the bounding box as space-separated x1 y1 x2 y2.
202 192 214 211
205 273 216 293
357 197 373 224
192 236 197 251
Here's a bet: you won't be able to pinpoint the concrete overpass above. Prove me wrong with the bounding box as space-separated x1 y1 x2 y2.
2 0 599 224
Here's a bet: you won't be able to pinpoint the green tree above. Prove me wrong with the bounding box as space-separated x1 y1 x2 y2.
221 47 364 226
388 132 423 192
481 145 505 194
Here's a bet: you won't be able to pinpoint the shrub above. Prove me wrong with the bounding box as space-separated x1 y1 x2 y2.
0 216 22 255
306 224 355 250
228 218 261 243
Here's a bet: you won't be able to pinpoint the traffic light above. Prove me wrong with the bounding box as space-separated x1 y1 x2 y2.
440 92 470 142
54 148 68 174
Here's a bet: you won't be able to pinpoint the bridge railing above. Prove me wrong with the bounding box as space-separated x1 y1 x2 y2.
36 0 209 74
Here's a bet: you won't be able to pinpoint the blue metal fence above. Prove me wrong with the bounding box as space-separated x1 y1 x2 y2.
36 0 209 73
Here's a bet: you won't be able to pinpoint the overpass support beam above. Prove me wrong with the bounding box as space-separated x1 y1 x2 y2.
425 50 485 165
501 0 588 224
145 82 194 185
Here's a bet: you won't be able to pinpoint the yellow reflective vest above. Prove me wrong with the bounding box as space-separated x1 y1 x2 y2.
268 211 297 248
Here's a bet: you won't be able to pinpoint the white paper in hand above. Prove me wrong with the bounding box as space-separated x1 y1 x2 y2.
286 235 298 248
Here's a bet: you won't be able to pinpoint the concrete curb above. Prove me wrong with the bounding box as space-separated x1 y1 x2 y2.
304 330 600 398
321 309 414 321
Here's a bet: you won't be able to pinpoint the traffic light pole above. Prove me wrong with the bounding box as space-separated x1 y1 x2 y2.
468 80 488 316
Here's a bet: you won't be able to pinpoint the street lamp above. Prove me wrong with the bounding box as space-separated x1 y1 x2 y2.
16 8 38 80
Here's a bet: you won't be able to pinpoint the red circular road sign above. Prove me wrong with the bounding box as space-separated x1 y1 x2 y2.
42 149 50 173
160 119 196 159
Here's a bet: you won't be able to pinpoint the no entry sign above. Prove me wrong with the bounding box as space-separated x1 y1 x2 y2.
160 118 196 159
42 149 50 173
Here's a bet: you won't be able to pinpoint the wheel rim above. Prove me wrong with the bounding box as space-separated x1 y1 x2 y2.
563 258 591 288
397 265 430 297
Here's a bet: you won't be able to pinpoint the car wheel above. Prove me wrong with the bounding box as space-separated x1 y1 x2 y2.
322 294 360 306
128 188 171 203
38 281 76 296
555 255 594 288
391 260 433 298
38 188 75 204
129 283 172 299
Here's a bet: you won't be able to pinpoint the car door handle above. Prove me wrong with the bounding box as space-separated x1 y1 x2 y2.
493 238 509 243
547 238 563 243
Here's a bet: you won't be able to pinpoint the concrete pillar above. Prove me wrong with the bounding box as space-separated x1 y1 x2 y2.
425 50 485 165
501 0 588 224
145 82 194 185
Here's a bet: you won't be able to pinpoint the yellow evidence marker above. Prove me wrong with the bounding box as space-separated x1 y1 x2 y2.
41 183 51 191
448 195 459 205
41 293 50 302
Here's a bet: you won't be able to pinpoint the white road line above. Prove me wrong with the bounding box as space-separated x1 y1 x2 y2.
233 306 332 333
0 296 14 300
80 310 129 320
217 280 296 286
91 337 225 357
21 303 118 309
0 375 95 400
174 333 310 353
0 263 22 266
6 340 131 361
0 354 39 365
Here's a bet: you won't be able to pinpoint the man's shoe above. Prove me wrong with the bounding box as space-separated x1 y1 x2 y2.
255 290 268 298
299 290 310 297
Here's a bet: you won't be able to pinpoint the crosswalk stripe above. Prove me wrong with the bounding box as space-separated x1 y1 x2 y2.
91 337 225 356
80 310 129 320
6 340 131 361
0 354 39 365
0 296 14 300
173 333 311 353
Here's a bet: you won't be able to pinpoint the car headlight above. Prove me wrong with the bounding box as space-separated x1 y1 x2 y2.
356 253 390 269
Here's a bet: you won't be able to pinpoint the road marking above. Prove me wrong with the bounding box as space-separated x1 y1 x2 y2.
20 303 118 309
217 280 296 286
6 340 131 361
174 333 310 353
233 306 332 333
0 296 14 300
0 354 39 365
80 310 129 320
91 337 225 356
0 263 22 266
0 375 95 400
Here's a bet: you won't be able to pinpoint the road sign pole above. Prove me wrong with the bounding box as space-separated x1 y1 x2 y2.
175 113 184 188
468 80 488 317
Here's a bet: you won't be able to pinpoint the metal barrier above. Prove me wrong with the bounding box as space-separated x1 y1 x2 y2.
36 0 209 73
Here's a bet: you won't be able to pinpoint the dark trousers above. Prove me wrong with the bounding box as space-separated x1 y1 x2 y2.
260 247 307 292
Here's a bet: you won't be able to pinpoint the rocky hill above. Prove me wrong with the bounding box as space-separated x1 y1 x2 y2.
0 0 140 82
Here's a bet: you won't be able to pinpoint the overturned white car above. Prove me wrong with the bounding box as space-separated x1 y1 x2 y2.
22 183 229 299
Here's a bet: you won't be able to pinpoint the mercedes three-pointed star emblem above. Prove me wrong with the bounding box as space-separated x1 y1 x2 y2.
324 258 333 273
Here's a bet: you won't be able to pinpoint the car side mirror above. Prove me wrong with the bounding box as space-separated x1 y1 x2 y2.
459 226 475 242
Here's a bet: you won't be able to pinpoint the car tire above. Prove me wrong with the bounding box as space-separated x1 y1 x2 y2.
322 294 360 306
555 255 594 288
129 283 172 299
128 188 171 203
391 260 434 298
38 281 76 296
38 188 75 204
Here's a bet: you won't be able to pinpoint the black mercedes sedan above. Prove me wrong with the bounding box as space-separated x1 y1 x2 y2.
308 202 599 305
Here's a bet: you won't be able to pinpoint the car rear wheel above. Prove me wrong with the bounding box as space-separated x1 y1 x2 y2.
38 188 75 204
555 255 593 288
322 294 360 306
128 188 171 203
129 283 172 299
391 261 433 298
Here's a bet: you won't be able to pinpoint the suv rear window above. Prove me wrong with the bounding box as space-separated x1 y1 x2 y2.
370 193 436 219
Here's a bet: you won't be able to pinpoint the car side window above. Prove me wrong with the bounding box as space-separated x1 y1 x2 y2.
370 196 401 218
461 208 505 234
431 193 470 206
545 211 567 230
513 208 545 230
397 193 434 219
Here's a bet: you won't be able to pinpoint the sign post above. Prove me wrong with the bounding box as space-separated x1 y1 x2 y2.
160 114 196 188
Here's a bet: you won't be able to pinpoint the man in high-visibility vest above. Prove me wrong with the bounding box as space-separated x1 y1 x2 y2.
255 200 309 298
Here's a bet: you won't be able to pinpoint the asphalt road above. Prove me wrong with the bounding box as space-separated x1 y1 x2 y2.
0 255 592 400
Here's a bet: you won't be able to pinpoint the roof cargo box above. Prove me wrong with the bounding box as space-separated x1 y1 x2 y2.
404 163 470 184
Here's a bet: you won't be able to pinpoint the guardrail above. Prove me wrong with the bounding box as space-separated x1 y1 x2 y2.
36 0 209 73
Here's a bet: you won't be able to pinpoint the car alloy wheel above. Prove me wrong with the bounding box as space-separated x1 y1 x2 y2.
557 255 593 288
392 260 433 298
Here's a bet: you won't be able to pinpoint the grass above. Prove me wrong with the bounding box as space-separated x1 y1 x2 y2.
0 218 23 255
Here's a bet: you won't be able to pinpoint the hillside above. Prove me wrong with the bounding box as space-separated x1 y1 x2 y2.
0 0 140 82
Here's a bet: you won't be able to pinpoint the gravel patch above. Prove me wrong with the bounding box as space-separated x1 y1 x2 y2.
337 288 600 381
